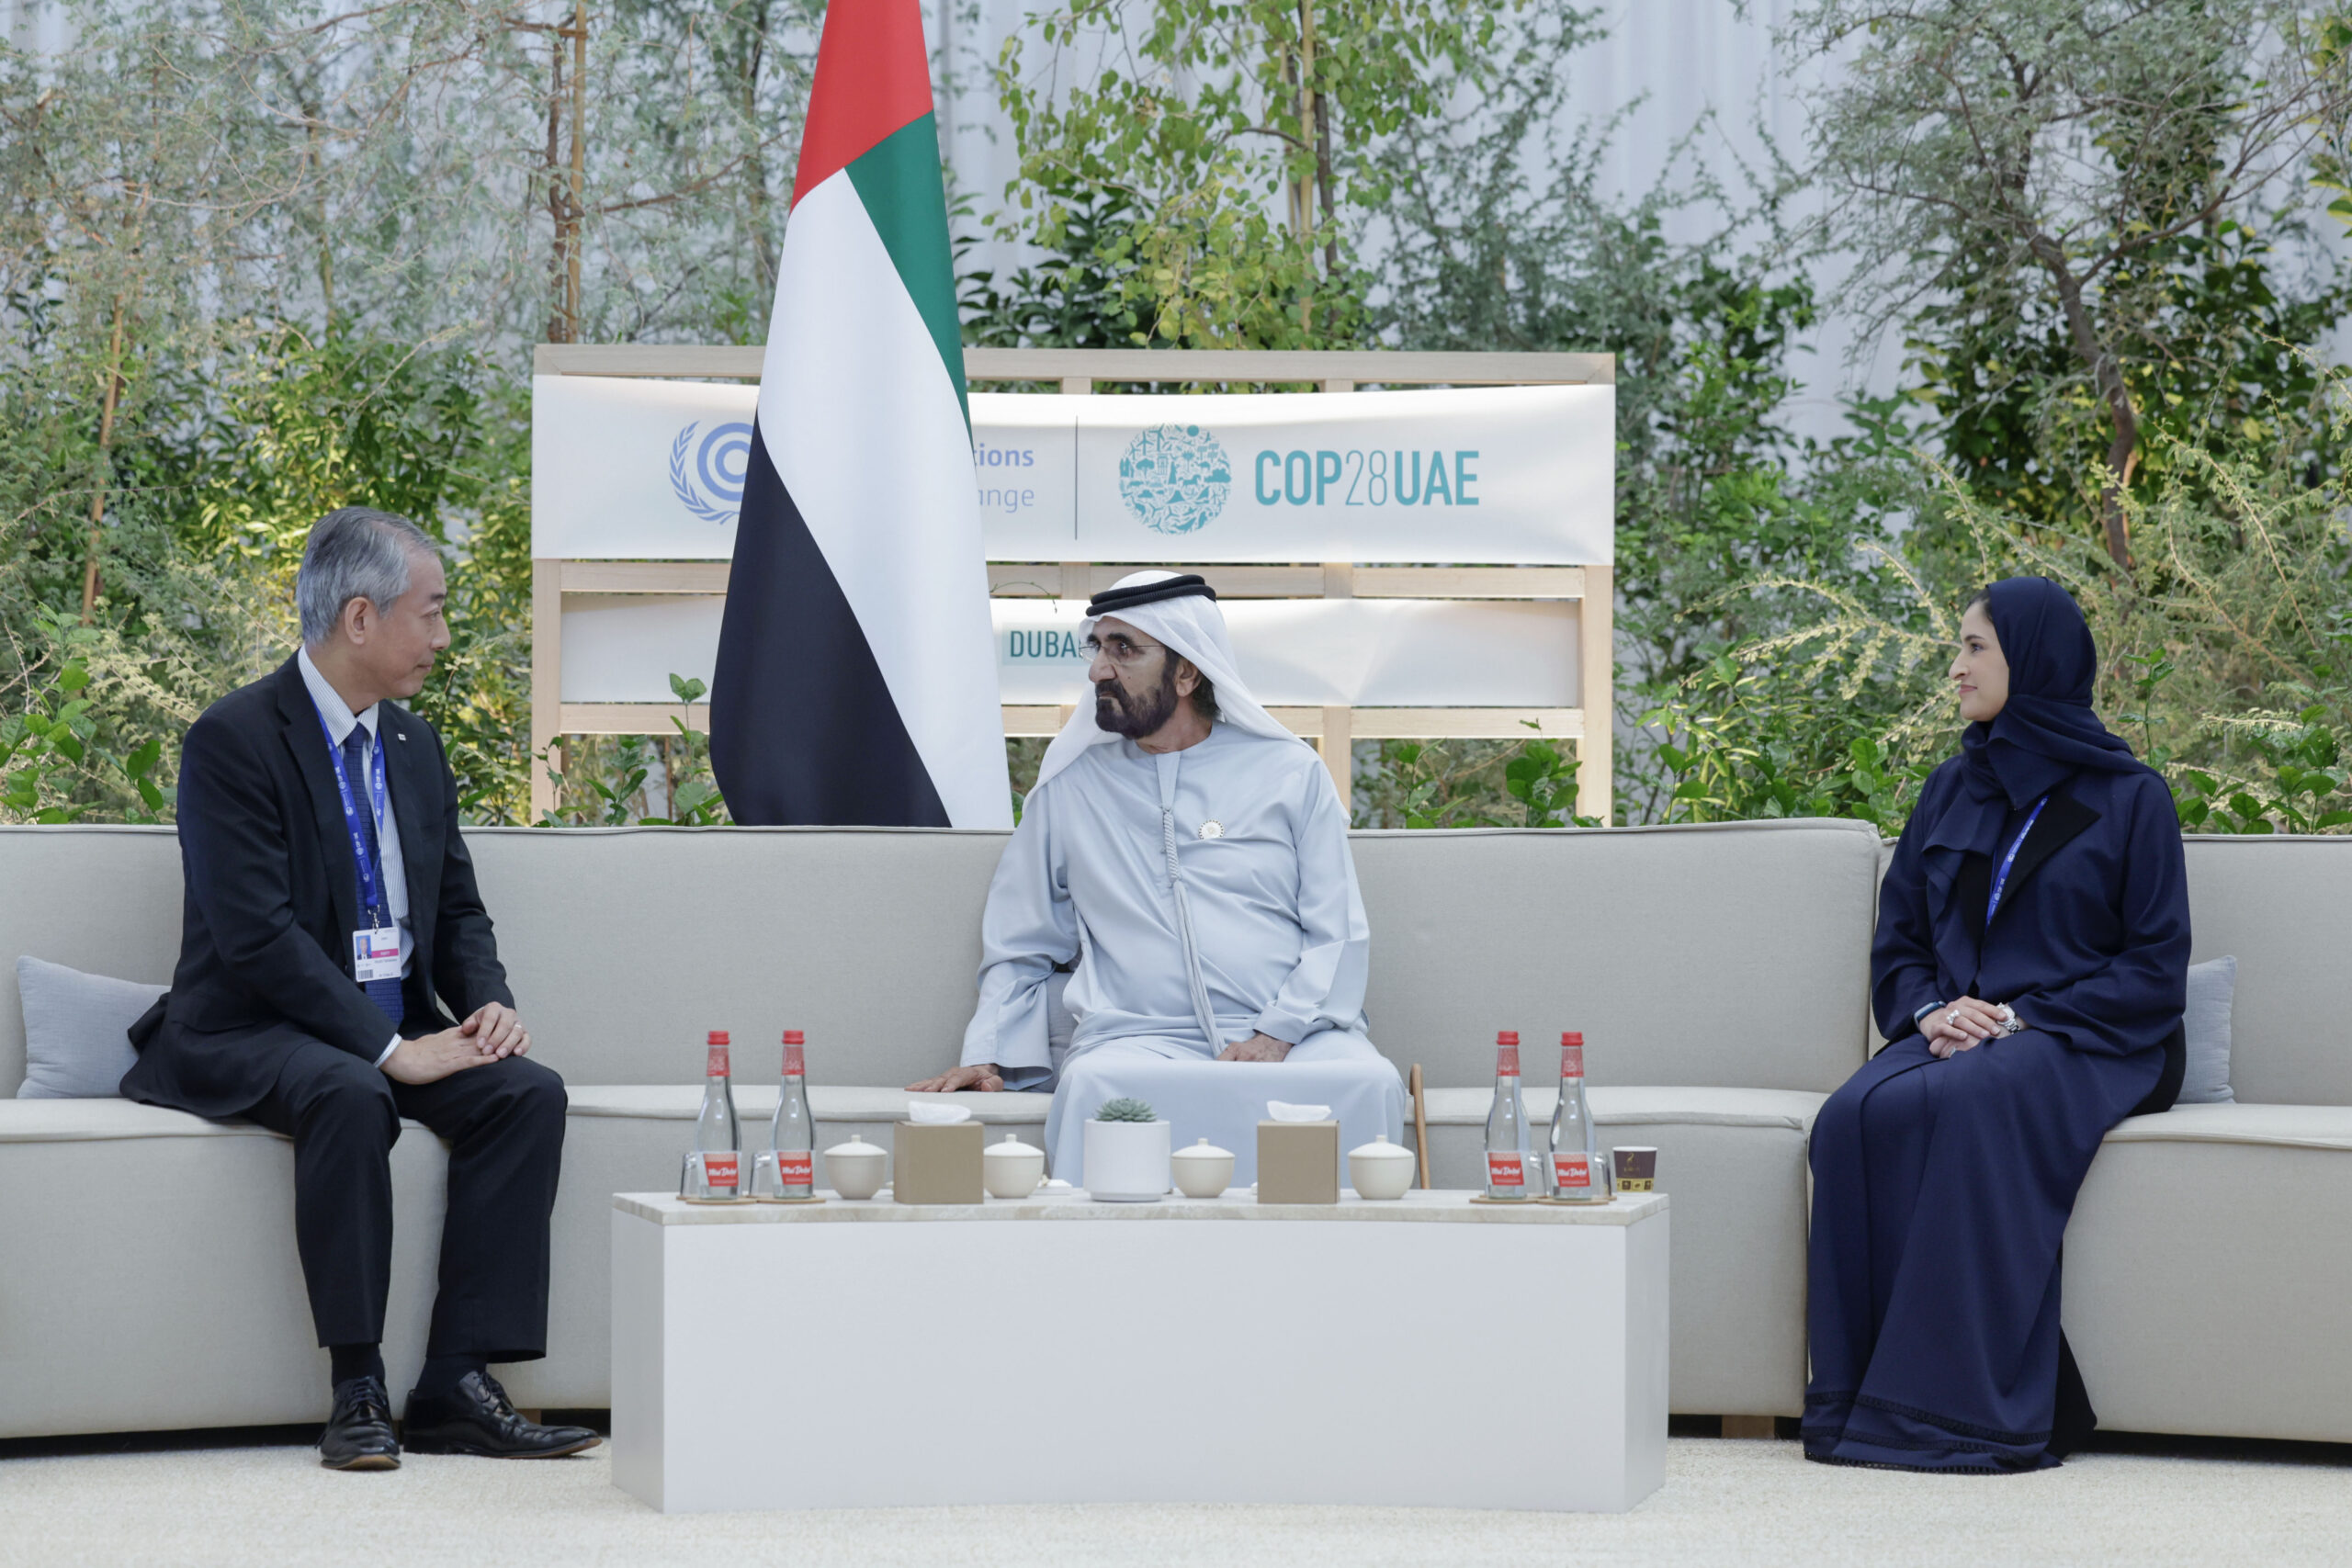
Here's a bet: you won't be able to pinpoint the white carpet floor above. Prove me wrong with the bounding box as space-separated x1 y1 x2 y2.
4 1434 2348 1567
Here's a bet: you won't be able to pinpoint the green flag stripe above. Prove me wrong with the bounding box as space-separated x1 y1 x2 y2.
844 113 968 428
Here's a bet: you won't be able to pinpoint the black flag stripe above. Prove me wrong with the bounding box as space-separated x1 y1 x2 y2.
709 420 952 827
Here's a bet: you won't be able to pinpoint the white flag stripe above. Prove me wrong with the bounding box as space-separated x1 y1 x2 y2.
758 169 1010 829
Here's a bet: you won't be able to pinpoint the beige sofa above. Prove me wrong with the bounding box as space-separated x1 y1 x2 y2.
1 821 2345 1446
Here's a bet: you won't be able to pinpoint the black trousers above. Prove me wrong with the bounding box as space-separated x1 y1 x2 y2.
243 1040 568 1360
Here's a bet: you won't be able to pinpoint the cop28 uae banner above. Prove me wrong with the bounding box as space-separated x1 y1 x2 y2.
532 378 1614 566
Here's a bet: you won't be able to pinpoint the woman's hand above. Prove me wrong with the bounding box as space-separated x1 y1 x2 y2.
1923 997 2007 1058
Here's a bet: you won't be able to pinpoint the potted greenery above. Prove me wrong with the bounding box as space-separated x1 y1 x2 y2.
1082 1097 1171 1202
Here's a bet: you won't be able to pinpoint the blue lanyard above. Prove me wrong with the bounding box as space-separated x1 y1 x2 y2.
316 706 391 926
1985 795 2049 925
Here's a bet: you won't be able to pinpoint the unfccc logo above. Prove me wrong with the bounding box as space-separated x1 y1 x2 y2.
1118 423 1231 535
670 421 752 524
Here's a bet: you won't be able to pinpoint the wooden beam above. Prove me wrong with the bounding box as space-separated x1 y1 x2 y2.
1319 705 1354 812
560 702 711 734
554 704 1586 743
1321 561 1354 599
530 559 563 820
561 560 729 593
1354 566 1584 599
1577 564 1614 823
533 344 1615 387
983 563 1585 599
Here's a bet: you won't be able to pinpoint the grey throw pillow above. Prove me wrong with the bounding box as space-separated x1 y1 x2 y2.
14 956 165 1100
2177 955 2237 1106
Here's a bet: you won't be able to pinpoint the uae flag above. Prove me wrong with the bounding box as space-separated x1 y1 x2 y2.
709 0 1011 828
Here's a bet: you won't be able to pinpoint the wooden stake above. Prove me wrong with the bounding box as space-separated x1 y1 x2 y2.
1408 1064 1430 1189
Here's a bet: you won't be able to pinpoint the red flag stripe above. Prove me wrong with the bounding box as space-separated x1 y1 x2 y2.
790 0 937 208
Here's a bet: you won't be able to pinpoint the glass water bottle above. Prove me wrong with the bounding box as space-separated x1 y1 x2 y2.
681 1030 741 1201
752 1031 815 1200
1483 1032 1533 1200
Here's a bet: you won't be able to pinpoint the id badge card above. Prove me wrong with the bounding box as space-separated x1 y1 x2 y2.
352 926 401 983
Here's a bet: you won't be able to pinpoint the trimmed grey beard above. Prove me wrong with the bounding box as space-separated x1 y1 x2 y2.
1094 658 1182 738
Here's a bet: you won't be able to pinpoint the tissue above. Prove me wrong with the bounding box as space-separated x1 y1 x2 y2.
1266 1100 1333 1122
908 1101 973 1124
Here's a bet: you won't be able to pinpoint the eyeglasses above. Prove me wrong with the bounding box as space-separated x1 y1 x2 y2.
1082 635 1166 666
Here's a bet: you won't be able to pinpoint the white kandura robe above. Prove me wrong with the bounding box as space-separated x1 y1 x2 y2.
961 720 1406 1186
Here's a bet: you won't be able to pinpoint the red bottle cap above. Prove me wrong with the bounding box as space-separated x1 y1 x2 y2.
1497 1031 1520 1045
783 1031 805 1044
707 1031 729 1045
1561 1032 1583 1046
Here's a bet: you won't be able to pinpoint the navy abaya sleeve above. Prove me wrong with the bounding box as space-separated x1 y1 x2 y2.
2006 771 2189 1059
1869 767 1956 1042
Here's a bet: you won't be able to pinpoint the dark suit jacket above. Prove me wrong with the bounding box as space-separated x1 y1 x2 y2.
122 655 514 1118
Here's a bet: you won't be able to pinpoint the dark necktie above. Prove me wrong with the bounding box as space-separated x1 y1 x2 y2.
342 728 404 1025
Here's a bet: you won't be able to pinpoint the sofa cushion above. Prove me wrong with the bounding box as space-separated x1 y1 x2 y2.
0 1100 451 1439
2183 836 2352 1105
1353 820 1883 1095
2102 1100 2352 1151
0 826 182 1096
2069 1100 2352 1444
2178 956 2237 1106
15 956 163 1100
1421 1085 1825 1418
564 1084 1051 1126
462 827 1011 1091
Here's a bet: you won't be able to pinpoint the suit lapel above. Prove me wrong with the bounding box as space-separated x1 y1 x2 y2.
380 704 438 964
1986 787 2099 930
273 660 359 948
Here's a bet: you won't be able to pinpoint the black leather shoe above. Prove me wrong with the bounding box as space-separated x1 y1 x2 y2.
320 1375 401 1470
401 1371 602 1459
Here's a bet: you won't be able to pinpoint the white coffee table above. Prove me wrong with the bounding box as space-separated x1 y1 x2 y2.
611 1186 1668 1513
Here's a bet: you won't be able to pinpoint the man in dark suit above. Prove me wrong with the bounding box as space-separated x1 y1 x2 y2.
124 507 597 1471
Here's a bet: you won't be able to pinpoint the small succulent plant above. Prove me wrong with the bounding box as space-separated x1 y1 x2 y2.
1095 1097 1158 1123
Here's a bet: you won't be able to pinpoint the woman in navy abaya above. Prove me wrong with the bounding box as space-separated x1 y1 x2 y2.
1804 576 2188 1472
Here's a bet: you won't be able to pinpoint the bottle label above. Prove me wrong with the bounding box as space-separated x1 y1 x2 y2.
1553 1153 1594 1192
782 1044 806 1077
777 1152 814 1187
702 1152 740 1189
1486 1152 1527 1190
707 1045 730 1077
1496 1045 1521 1077
1561 1043 1585 1078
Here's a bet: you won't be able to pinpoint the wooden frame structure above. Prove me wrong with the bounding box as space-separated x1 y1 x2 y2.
530 345 1615 820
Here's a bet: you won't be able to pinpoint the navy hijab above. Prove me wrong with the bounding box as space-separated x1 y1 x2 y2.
1926 576 2152 863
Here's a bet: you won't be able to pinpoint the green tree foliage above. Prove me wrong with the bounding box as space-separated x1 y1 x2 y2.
987 0 1527 347
1788 0 2352 569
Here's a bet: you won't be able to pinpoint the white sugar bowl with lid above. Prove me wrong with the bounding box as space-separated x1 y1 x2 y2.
982 1133 1046 1199
1170 1138 1236 1199
823 1135 888 1201
1348 1134 1417 1201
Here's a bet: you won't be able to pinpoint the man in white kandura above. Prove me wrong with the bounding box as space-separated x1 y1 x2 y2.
911 570 1407 1184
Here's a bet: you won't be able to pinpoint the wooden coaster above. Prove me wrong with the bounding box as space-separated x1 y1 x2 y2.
752 1193 827 1205
1466 1194 1545 1205
677 1195 751 1206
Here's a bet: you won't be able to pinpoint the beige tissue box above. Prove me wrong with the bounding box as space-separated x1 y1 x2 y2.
1257 1120 1340 1204
893 1121 983 1204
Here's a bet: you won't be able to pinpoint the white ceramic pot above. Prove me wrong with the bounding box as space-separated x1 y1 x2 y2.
1170 1137 1236 1199
823 1135 888 1200
1347 1134 1417 1201
982 1133 1046 1199
1082 1118 1171 1201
